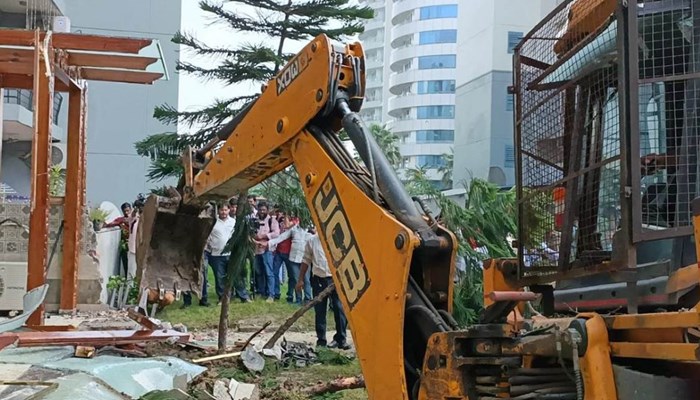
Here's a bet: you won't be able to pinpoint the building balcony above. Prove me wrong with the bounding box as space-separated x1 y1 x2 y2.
389 68 456 94
3 89 65 142
399 142 453 157
391 17 458 42
364 17 385 33
366 75 384 89
360 0 385 7
362 36 385 51
391 0 455 18
362 98 382 110
388 93 455 111
386 117 454 135
390 42 457 69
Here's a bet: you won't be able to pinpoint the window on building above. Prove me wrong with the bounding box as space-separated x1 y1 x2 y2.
419 30 457 45
420 4 458 20
417 80 456 94
416 130 455 143
506 93 514 111
508 31 523 54
504 144 515 168
416 155 447 168
417 105 455 119
418 55 456 69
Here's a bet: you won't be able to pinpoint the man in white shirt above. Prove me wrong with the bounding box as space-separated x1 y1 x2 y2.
184 202 250 307
296 233 350 349
269 216 310 303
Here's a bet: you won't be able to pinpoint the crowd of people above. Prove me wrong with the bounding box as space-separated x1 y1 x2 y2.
107 193 350 350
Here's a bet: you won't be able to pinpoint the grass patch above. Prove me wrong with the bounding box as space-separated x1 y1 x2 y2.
158 298 317 331
156 268 319 330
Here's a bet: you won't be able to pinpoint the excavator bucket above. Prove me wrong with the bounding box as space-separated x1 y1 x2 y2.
136 193 214 306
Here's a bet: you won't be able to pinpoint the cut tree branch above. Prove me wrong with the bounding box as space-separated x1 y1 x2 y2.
263 282 335 349
302 376 365 396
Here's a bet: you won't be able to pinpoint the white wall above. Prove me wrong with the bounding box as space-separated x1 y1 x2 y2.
63 0 181 205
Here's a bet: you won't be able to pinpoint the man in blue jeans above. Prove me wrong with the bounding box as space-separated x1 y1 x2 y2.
297 233 350 349
253 202 279 302
269 216 310 303
183 202 250 307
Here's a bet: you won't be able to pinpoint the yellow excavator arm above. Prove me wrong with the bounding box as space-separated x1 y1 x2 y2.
138 34 457 399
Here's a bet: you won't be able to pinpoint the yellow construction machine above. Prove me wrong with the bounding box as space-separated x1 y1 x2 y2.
136 0 700 398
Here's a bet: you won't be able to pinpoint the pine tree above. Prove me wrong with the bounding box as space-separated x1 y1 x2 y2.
136 0 373 180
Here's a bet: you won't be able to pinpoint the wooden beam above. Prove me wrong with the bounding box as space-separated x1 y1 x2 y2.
80 68 163 84
68 52 158 71
0 73 34 89
54 67 79 92
60 84 86 312
27 32 54 326
0 47 34 62
0 60 33 75
0 30 152 54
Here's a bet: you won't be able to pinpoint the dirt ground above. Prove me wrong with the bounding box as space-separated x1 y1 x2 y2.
44 304 366 400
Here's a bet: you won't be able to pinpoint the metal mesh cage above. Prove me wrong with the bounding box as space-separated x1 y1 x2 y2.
633 0 700 241
514 0 700 282
514 0 622 280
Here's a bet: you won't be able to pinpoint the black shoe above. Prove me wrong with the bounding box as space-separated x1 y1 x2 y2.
316 341 327 348
329 341 351 350
199 300 211 307
180 303 191 309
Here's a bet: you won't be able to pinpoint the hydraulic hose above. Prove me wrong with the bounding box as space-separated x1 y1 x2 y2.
335 98 440 246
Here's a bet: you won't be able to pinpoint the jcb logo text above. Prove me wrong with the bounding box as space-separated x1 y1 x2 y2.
313 174 370 308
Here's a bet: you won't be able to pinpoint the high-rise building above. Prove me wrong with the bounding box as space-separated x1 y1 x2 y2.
386 1 459 187
452 0 561 188
358 0 392 125
359 0 562 190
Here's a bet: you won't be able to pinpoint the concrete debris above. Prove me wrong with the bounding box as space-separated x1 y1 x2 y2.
211 379 258 400
173 323 188 333
241 347 264 372
261 345 282 361
228 378 258 400
213 380 229 400
0 346 206 399
173 374 188 391
0 285 49 334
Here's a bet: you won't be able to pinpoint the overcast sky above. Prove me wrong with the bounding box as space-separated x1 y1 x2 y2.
177 1 236 114
177 1 306 121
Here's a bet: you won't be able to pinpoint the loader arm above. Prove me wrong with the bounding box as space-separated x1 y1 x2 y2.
140 35 457 399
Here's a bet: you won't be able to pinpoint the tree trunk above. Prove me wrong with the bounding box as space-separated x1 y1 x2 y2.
263 282 335 349
273 0 293 74
303 376 365 396
217 291 230 353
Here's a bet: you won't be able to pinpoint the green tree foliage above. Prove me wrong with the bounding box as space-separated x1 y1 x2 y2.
438 151 453 189
369 124 402 170
135 0 373 181
339 123 403 171
408 173 518 326
253 167 313 227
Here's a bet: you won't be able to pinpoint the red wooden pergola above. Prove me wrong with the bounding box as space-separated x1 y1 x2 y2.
0 29 164 325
